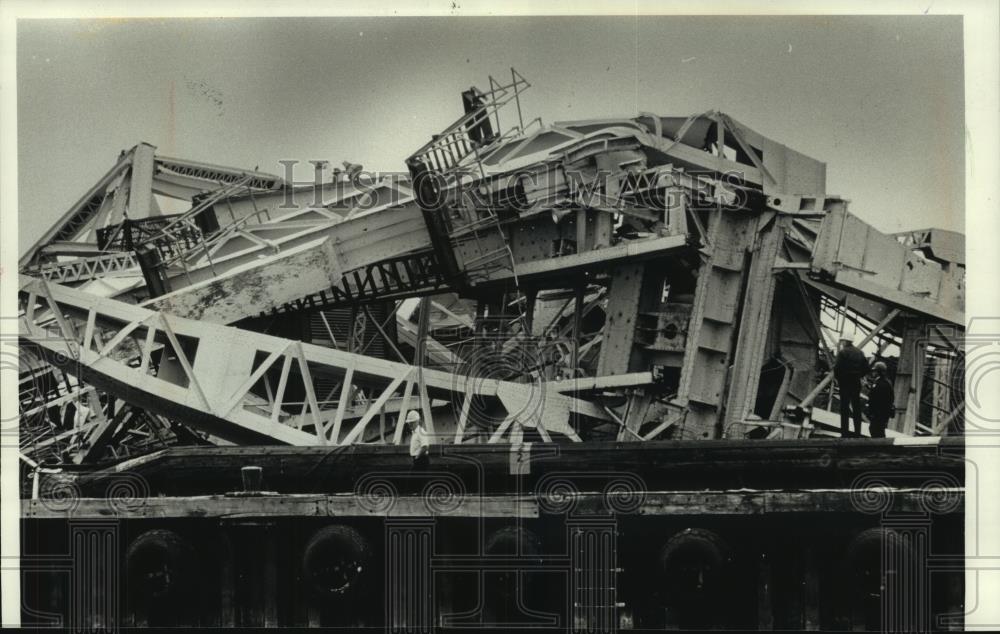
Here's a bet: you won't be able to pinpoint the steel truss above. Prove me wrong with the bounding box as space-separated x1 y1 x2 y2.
14 71 966 464
19 275 611 452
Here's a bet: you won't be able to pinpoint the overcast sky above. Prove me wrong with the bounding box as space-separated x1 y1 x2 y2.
16 15 964 249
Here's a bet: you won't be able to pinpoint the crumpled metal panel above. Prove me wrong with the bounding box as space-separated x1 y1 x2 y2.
810 208 964 324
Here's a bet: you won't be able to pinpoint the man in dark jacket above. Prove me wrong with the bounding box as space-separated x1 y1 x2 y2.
867 361 895 438
834 338 869 437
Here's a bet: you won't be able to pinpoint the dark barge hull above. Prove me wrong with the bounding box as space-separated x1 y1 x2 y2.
21 438 965 631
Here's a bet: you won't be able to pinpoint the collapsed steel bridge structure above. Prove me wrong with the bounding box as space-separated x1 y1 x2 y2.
15 72 966 630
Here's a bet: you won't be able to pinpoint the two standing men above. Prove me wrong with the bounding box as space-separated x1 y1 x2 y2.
833 338 894 438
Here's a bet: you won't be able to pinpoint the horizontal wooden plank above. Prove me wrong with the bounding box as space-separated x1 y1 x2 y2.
54 437 963 499
22 488 961 520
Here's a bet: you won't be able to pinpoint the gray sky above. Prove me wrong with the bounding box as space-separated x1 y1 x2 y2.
17 15 964 249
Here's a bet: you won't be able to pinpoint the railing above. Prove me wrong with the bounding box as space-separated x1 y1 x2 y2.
137 174 258 277
97 214 184 251
407 68 531 179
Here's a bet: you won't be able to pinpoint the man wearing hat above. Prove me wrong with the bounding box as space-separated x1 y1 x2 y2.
834 337 869 437
406 410 431 469
867 361 894 438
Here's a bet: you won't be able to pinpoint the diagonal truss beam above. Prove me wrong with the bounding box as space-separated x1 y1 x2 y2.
19 275 605 446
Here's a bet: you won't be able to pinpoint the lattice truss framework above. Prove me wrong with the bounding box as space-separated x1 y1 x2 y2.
16 71 966 463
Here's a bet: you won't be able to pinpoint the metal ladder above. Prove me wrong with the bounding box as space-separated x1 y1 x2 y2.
451 207 519 285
